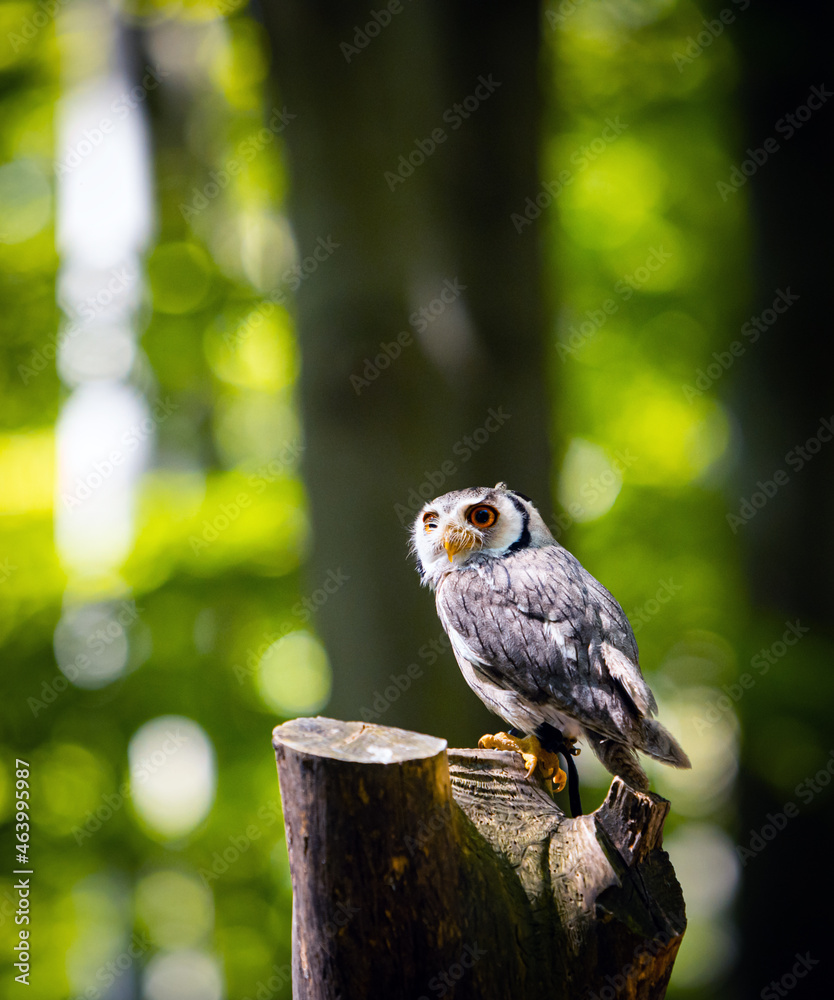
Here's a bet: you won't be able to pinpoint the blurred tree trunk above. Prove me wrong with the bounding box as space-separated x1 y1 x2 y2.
731 1 834 996
262 1 551 744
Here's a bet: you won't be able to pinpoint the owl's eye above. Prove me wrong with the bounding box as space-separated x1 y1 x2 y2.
467 504 498 529
422 511 439 531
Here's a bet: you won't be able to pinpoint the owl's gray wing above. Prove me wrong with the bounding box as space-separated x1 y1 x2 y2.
436 544 656 745
508 545 657 717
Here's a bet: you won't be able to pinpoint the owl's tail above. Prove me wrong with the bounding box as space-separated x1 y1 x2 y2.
641 719 691 770
586 720 690 792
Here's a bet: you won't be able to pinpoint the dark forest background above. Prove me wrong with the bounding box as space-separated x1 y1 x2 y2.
1 1 832 998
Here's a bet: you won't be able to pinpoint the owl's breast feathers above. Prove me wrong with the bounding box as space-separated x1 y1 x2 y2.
435 544 658 747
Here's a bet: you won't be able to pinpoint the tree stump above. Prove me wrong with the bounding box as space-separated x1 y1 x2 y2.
273 717 686 999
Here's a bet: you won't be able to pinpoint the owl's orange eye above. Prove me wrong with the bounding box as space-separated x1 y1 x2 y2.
422 511 439 531
467 504 498 529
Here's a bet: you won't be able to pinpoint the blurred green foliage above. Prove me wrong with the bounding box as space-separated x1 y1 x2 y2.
1 2 302 997
545 3 750 989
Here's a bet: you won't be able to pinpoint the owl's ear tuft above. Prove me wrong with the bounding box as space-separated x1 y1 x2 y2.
494 481 508 490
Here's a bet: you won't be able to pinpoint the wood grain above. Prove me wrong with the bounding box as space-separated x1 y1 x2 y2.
273 718 686 999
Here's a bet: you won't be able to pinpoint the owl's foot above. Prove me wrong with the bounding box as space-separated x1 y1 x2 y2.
478 731 568 792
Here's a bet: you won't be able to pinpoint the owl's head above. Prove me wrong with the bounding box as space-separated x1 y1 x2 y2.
411 482 555 587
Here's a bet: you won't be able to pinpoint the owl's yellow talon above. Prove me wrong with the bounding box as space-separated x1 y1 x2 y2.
478 731 568 792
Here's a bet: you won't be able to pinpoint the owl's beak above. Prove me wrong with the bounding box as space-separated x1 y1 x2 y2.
443 527 475 561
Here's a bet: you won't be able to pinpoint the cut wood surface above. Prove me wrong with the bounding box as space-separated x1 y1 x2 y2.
273 717 686 999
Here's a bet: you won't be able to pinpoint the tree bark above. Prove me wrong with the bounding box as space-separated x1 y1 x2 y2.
273 717 686 999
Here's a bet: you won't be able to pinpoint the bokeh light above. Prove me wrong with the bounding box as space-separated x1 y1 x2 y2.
129 716 217 839
557 437 625 522
147 242 214 315
257 631 332 717
142 949 224 1000
136 870 214 948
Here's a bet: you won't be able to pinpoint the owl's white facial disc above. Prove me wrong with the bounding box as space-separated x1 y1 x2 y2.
411 484 555 587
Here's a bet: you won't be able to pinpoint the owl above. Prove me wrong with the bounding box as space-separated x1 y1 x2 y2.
411 483 690 810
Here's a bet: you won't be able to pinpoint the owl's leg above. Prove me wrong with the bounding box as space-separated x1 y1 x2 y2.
536 723 583 817
478 731 568 792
